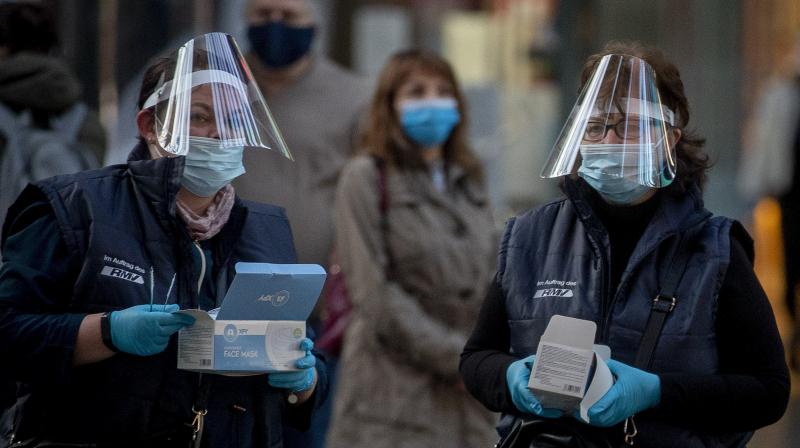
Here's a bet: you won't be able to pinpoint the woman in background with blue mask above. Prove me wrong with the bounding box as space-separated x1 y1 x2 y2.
460 41 789 447
0 33 327 447
326 50 498 448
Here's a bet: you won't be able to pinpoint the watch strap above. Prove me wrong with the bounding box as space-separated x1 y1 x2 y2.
100 312 120 353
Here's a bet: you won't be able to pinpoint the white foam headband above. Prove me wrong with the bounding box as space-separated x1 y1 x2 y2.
142 69 248 110
591 97 675 125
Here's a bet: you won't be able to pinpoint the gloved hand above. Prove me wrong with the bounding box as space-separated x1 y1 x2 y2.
586 359 661 427
268 338 316 392
110 304 195 356
506 354 563 418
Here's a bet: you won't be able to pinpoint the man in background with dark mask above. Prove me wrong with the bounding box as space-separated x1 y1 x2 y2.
237 0 369 271
234 1 371 447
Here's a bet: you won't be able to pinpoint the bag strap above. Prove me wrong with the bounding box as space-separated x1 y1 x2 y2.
372 156 393 279
633 227 697 370
190 374 213 448
624 226 699 445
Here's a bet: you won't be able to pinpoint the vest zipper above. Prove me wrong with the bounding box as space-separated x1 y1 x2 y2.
193 240 206 295
600 232 676 341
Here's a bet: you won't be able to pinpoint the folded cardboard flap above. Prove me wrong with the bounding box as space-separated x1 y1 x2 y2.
528 315 614 421
216 262 326 321
176 263 326 374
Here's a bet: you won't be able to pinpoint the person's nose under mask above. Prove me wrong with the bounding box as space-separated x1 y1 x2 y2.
577 143 672 205
399 98 461 148
181 136 245 197
247 21 315 68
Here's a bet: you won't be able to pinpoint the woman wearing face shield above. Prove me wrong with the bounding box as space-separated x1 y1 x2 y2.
325 50 498 448
460 41 789 447
0 33 326 447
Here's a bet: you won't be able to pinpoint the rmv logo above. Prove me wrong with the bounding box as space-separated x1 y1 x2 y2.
533 288 574 299
100 266 144 284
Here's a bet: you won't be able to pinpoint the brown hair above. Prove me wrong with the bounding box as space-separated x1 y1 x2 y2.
579 41 711 193
363 49 484 183
137 56 176 111
137 48 215 111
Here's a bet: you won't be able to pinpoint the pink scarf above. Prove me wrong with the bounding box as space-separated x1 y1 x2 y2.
176 184 236 241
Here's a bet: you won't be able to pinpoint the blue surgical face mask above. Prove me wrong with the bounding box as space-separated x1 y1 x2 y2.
577 145 668 205
399 98 461 147
247 21 315 68
181 136 246 197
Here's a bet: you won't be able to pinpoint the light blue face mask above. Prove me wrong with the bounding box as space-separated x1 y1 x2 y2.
181 136 246 197
399 98 461 147
577 144 671 205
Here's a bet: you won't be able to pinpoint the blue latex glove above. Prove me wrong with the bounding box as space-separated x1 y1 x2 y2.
268 338 316 392
586 359 661 427
506 354 563 418
110 304 195 356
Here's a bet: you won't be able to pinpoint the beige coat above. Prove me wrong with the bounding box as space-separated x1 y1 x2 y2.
326 156 498 448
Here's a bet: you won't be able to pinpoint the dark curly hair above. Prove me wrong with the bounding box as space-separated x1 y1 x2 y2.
579 41 711 194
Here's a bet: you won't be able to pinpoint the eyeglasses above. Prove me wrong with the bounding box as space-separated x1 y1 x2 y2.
583 120 644 142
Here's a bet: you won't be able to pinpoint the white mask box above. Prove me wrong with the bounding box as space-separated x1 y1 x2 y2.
176 263 325 374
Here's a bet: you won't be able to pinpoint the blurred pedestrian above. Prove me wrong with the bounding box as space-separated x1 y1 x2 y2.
233 1 371 445
0 0 106 412
0 1 105 223
0 32 327 447
326 50 498 448
235 0 369 269
739 36 800 367
460 41 789 447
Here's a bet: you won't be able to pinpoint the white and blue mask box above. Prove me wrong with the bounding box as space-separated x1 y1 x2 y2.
175 263 325 373
528 315 615 423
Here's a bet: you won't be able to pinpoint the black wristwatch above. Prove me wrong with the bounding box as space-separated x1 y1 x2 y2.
100 312 119 353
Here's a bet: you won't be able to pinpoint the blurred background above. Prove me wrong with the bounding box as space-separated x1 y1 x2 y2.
32 0 796 216
6 0 800 445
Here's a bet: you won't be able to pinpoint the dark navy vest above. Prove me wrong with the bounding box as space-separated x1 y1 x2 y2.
498 180 750 447
9 143 298 446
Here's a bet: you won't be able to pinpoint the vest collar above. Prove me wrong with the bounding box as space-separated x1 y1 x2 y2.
564 177 712 276
125 141 184 225
564 177 710 239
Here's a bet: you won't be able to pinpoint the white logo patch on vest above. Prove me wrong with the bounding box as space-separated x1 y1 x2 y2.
533 279 577 299
101 266 145 284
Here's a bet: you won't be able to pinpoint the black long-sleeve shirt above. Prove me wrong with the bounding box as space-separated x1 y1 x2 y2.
460 193 790 432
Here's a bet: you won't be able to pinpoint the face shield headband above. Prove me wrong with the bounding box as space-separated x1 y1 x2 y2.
142 32 292 160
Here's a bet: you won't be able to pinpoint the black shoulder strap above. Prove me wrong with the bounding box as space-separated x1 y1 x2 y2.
372 156 393 279
189 373 212 447
373 156 389 220
633 226 697 370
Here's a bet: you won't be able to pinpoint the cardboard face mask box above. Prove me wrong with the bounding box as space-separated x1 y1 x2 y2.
176 263 326 374
527 315 615 422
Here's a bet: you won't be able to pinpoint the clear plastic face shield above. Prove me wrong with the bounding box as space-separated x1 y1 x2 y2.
142 32 292 160
540 54 677 188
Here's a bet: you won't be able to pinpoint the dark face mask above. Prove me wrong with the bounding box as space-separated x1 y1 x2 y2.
247 21 315 69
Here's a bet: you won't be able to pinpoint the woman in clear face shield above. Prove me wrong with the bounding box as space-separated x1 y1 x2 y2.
0 33 326 447
460 41 790 447
326 50 498 448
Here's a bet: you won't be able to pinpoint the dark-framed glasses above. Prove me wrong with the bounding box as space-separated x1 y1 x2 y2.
583 120 646 142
